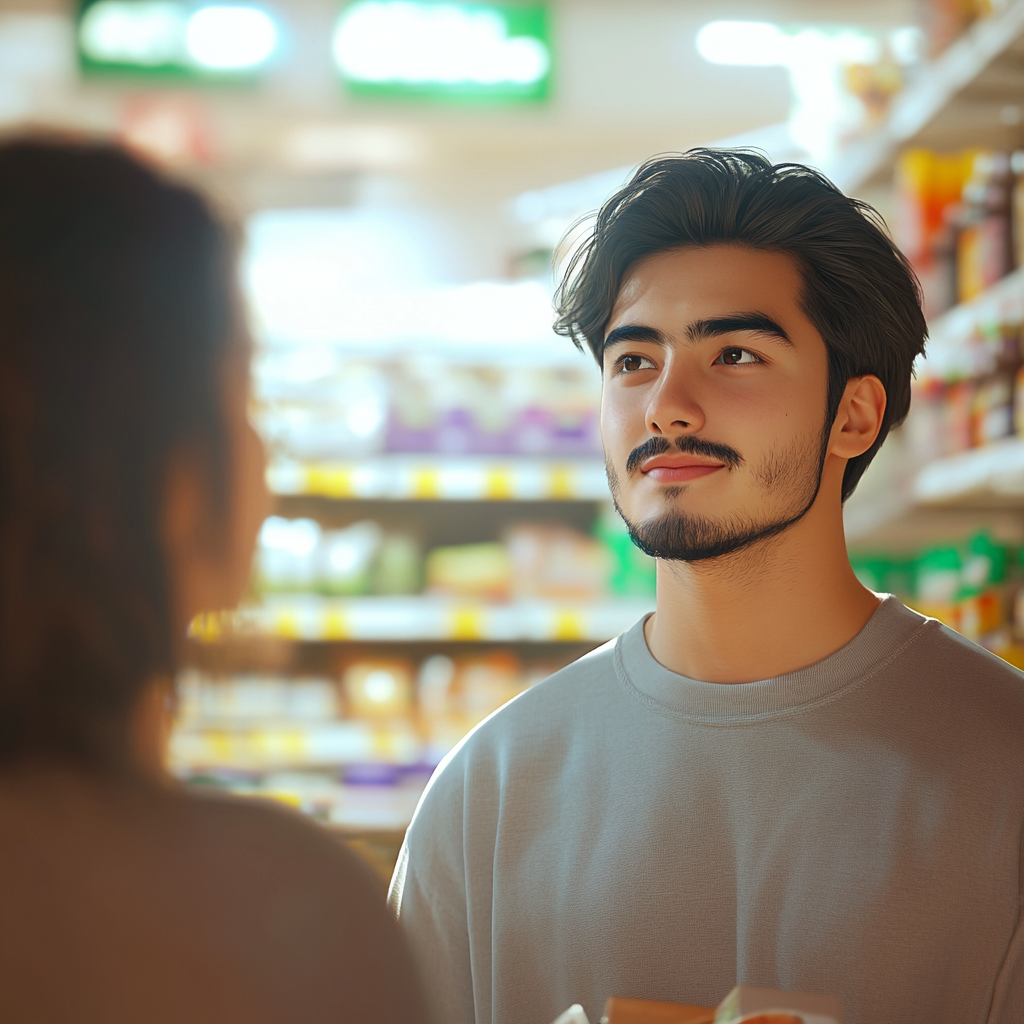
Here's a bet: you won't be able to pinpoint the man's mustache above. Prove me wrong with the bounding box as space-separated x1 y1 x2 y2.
625 435 744 474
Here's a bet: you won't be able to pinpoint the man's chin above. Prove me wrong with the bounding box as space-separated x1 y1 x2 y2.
615 503 809 563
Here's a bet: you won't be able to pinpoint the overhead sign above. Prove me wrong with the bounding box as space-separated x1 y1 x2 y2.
76 0 279 79
332 1 551 103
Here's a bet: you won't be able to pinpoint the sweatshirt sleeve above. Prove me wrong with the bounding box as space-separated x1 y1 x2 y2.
987 838 1024 1024
388 755 479 1024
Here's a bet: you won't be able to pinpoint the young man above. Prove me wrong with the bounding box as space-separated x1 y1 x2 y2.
389 151 1024 1024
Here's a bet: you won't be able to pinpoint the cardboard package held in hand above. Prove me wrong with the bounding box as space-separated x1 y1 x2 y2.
550 985 843 1024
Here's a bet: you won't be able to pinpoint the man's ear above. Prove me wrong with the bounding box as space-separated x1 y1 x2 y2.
829 375 886 459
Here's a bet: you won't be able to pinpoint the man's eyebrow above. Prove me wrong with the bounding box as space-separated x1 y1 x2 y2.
602 325 665 353
686 312 792 346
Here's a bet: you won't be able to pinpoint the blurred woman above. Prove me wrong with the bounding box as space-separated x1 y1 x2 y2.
0 137 428 1024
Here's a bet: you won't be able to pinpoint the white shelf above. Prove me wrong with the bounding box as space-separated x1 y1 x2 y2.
917 267 1024 382
914 436 1024 505
191 595 654 644
830 0 1024 192
267 455 610 501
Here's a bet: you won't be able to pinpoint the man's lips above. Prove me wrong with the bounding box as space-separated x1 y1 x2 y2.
641 455 726 483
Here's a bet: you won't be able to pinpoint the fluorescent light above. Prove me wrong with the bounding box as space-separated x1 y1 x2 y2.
79 1 186 65
185 5 277 70
695 20 789 66
332 1 549 86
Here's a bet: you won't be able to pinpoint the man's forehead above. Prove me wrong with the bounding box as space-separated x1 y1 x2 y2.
609 245 804 327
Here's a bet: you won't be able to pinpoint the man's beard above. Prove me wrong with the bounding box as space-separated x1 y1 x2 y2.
607 425 829 563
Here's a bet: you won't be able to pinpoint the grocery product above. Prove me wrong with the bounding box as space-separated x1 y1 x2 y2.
956 152 1013 303
454 650 524 725
851 530 1023 659
504 523 610 599
254 516 423 597
256 516 321 591
318 520 384 595
258 359 603 461
371 532 423 595
425 542 513 599
342 659 415 718
714 986 842 1024
893 146 1023 319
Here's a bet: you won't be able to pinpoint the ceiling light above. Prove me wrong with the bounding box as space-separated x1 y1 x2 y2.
695 20 789 66
185 5 277 70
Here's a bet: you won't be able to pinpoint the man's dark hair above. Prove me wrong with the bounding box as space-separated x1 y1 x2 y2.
554 148 927 502
0 137 235 767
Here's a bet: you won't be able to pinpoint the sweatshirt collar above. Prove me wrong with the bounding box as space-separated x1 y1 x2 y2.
615 595 927 723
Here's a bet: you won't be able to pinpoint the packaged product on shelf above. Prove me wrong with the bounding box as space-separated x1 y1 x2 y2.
918 0 987 58
1011 151 1024 268
317 520 384 595
425 542 513 600
958 530 1007 642
892 146 1023 318
1013 362 1024 436
905 379 950 463
454 650 524 726
371 532 423 595
415 651 530 759
342 659 415 718
944 379 977 453
416 654 456 719
505 523 610 599
956 151 1013 303
509 367 602 456
256 516 321 591
255 358 389 460
894 148 973 318
255 515 423 598
176 671 337 725
912 545 964 627
970 374 1015 445
434 365 512 455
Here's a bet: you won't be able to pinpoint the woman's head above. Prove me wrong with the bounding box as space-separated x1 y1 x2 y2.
0 136 265 767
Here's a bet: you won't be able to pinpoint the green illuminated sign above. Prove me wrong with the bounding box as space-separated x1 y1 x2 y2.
332 1 551 103
76 0 279 80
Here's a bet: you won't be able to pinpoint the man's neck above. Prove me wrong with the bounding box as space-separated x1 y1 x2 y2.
643 495 880 684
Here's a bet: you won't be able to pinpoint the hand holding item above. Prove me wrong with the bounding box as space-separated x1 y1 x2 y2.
551 985 842 1024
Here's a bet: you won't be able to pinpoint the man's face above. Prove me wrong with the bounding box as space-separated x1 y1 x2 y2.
601 244 832 562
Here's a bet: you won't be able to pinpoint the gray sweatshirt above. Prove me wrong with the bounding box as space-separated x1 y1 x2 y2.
390 597 1024 1024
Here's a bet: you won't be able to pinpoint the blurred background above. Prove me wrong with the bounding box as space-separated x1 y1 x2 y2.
5 0 1024 878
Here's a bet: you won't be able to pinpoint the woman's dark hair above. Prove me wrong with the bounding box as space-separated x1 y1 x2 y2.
554 148 927 502
0 137 235 766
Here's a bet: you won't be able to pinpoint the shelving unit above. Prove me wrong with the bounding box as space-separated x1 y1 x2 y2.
267 455 610 502
830 0 1024 191
191 594 653 644
177 7 1024 863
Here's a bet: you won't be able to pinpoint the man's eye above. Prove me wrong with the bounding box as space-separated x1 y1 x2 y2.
715 347 760 365
619 354 655 373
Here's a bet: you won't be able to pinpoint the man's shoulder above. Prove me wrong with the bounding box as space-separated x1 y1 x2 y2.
897 601 1024 685
884 600 1024 730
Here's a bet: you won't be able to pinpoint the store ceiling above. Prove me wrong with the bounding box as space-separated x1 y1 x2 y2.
0 0 918 206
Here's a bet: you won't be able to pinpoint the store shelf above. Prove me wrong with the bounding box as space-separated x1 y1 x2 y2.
267 456 610 501
914 436 1024 506
918 267 1024 382
172 719 424 772
831 0 1024 192
191 595 654 644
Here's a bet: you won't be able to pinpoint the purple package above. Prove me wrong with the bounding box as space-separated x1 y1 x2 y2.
513 406 553 455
